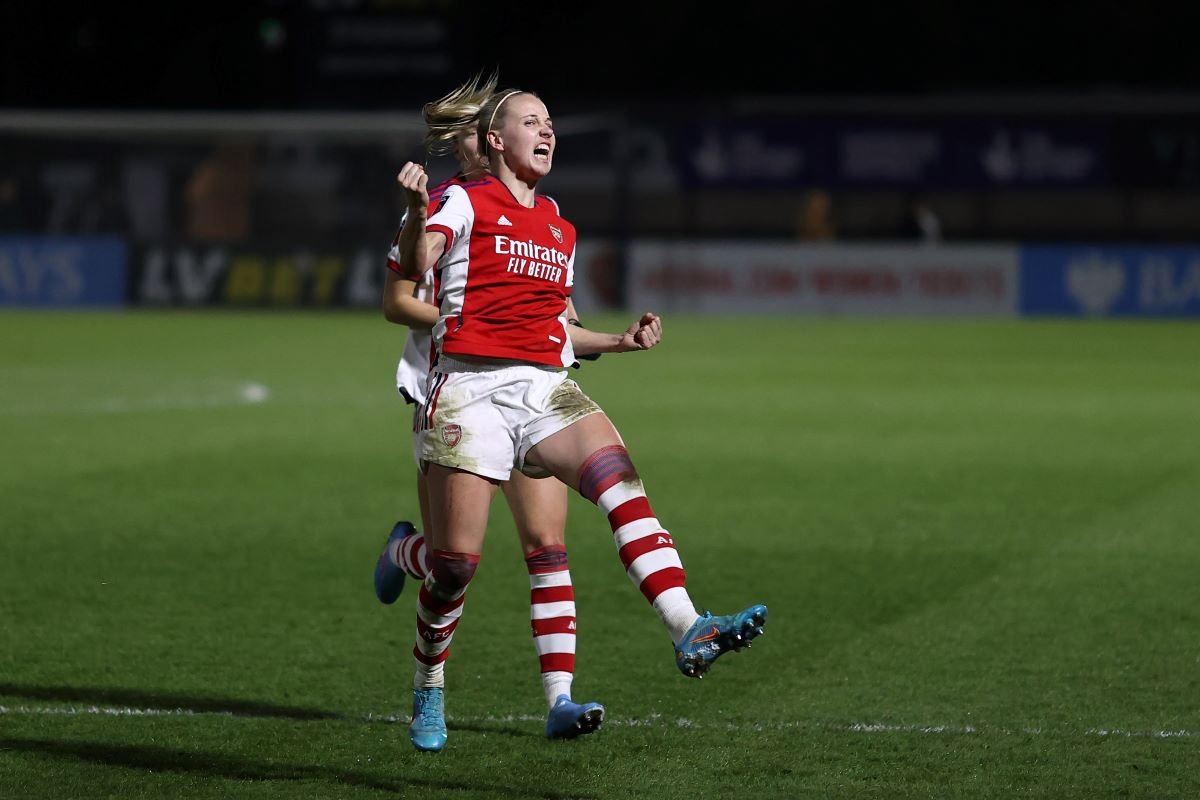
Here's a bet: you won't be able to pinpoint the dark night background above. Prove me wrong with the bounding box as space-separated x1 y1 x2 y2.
3 1 1198 111
4 0 1200 251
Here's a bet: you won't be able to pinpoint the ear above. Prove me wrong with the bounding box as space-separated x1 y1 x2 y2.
486 129 504 154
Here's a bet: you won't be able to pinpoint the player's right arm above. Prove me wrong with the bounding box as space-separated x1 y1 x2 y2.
396 162 448 278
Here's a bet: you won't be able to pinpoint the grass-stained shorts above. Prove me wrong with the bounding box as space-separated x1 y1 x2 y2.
418 356 603 481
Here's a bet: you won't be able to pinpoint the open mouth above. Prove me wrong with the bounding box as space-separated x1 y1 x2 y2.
533 144 551 158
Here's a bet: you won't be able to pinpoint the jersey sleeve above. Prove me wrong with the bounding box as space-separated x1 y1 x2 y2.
385 211 410 274
426 184 472 253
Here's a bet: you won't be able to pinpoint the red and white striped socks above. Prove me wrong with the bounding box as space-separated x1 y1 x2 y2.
526 545 576 707
412 550 478 689
389 529 429 581
578 445 699 644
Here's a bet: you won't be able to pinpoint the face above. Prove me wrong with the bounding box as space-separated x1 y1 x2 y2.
488 94 554 180
452 128 486 176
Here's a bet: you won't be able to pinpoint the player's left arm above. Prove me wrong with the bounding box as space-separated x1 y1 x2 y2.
383 272 438 328
564 298 600 361
566 310 662 354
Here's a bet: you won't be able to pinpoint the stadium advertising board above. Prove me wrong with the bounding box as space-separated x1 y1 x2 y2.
1020 246 1200 317
132 245 386 307
626 243 1018 316
0 236 127 307
676 118 1106 188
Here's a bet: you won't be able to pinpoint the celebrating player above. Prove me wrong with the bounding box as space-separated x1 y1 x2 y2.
394 83 769 753
374 73 604 749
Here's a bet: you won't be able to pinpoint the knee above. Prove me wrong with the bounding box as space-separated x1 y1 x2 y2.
428 549 480 598
519 525 566 552
577 445 639 503
524 544 569 571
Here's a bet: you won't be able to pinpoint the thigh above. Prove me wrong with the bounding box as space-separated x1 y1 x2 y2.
517 377 605 478
425 463 497 555
525 411 626 489
500 471 569 555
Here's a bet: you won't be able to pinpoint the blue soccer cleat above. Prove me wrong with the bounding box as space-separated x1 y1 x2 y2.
674 604 768 679
409 687 448 752
544 694 605 739
374 521 417 604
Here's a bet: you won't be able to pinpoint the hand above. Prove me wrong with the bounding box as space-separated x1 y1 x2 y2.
396 162 430 215
618 312 662 351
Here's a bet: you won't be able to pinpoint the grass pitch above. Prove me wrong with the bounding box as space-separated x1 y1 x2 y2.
1 310 1199 799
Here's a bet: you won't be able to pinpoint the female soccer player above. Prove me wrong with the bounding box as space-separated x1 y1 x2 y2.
373 73 603 748
395 85 768 753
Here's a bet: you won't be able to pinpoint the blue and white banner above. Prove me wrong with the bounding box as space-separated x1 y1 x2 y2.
0 237 128 307
1020 246 1200 317
674 117 1107 189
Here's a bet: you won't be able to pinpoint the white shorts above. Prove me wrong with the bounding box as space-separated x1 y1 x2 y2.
418 356 603 481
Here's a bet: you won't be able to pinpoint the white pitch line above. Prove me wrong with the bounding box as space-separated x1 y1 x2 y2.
0 381 271 416
91 382 271 413
0 705 1193 739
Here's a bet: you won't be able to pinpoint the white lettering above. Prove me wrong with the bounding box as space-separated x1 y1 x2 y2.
176 249 227 302
0 246 83 302
495 235 569 267
139 248 225 304
139 249 173 304
1139 258 1200 309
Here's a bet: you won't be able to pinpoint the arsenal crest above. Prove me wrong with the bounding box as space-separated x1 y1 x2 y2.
548 224 563 243
441 423 462 448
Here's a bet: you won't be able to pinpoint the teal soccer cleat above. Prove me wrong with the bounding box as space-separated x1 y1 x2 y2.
674 604 768 678
544 694 605 739
374 521 417 604
409 687 448 752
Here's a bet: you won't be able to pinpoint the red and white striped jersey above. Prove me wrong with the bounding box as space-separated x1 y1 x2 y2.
426 175 576 368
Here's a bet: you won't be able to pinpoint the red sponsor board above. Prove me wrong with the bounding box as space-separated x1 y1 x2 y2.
627 243 1018 316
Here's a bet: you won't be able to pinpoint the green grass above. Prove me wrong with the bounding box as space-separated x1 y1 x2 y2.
2 310 1199 799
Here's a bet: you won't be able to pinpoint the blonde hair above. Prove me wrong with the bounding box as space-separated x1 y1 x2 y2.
421 70 500 158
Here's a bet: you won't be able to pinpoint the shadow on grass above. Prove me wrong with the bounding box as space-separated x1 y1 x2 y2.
0 737 597 799
448 719 542 739
0 682 550 742
0 683 340 721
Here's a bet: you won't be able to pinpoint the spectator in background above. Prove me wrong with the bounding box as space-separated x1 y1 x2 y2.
899 193 942 244
797 188 836 241
122 156 171 241
184 141 255 241
584 241 622 310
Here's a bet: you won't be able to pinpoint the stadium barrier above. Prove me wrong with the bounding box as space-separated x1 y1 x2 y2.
3 237 1198 317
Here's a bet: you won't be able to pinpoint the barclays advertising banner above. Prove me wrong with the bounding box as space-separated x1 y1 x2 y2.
1020 246 1200 317
0 237 128 307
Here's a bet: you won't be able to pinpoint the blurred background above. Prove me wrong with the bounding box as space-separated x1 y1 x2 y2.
3 0 1200 316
